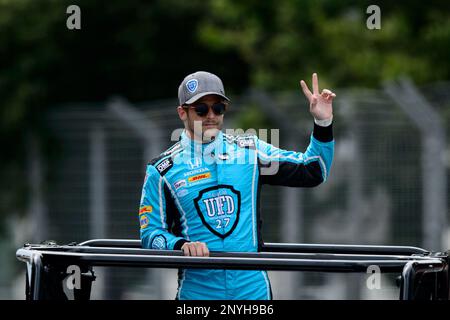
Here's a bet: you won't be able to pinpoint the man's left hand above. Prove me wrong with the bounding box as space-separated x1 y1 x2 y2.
300 73 336 121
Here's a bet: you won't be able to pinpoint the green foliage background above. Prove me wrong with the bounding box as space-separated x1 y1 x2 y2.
0 0 449 230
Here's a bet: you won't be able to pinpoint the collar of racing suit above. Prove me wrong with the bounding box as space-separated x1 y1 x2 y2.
180 129 225 158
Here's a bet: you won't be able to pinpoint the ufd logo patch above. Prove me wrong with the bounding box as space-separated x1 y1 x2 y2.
194 185 241 238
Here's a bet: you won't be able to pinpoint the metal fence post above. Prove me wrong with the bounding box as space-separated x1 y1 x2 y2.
28 133 48 243
107 96 164 298
89 124 107 299
384 79 448 251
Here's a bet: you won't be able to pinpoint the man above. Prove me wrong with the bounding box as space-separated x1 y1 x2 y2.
139 71 335 299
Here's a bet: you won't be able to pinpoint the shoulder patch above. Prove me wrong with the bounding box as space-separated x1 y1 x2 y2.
162 142 182 157
236 135 256 149
155 158 173 175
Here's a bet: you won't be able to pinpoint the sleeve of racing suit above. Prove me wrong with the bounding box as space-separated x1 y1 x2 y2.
139 164 188 250
258 123 334 187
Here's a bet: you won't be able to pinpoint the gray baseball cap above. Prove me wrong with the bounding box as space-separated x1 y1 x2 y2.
178 71 230 105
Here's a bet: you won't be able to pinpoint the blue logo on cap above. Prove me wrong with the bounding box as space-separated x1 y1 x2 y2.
186 79 198 93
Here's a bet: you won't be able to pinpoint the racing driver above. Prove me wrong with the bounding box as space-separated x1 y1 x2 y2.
138 71 335 299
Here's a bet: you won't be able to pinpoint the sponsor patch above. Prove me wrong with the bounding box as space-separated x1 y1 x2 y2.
186 79 198 93
139 205 153 214
174 179 186 190
176 189 189 198
151 235 167 249
183 167 209 177
187 157 202 169
156 158 173 174
188 172 211 183
237 138 255 149
139 214 149 229
162 143 182 156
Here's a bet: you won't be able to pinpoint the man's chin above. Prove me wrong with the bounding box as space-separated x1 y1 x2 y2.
203 127 220 141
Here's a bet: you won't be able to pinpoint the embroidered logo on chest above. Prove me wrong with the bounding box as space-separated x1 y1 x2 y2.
194 185 241 239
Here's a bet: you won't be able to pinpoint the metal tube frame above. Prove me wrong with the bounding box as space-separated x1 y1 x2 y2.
16 239 449 300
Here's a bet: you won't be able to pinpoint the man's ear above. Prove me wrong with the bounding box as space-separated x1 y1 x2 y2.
177 106 187 121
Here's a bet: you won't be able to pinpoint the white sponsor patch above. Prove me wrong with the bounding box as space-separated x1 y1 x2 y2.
157 159 171 172
174 179 186 190
183 167 209 177
162 143 182 156
237 138 255 148
151 235 167 249
176 189 189 198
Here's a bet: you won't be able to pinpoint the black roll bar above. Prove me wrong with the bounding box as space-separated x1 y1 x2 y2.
16 239 449 300
77 239 429 255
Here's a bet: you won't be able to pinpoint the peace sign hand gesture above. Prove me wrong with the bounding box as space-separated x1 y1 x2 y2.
300 73 335 121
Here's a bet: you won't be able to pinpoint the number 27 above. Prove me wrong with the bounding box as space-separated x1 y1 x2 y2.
216 218 230 229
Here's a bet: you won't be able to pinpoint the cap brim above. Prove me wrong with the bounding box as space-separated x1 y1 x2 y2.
185 92 230 105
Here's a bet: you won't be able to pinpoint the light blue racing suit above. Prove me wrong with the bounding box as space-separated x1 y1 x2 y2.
139 123 334 299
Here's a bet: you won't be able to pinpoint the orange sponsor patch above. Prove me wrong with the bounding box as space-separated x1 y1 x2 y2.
188 172 211 182
139 206 153 215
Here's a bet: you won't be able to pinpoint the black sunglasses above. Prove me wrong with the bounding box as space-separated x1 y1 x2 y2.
183 102 228 117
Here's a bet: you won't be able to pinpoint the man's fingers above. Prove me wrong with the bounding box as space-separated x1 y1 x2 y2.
181 243 190 256
188 244 196 256
195 242 204 256
190 242 199 256
312 73 319 95
322 89 336 96
197 242 209 257
181 242 209 256
300 80 313 100
310 96 318 112
328 93 336 102
321 89 336 102
182 243 196 256
202 242 210 257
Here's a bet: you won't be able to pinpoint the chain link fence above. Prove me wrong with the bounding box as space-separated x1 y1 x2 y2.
2 80 449 299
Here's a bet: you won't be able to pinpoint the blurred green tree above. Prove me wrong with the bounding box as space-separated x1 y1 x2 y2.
0 0 251 228
198 0 449 89
0 0 449 231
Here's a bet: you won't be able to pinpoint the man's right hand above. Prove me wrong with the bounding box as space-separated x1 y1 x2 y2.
181 241 210 257
300 73 335 121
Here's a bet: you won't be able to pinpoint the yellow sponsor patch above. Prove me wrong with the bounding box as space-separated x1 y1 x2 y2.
139 205 153 215
140 214 149 229
188 172 211 183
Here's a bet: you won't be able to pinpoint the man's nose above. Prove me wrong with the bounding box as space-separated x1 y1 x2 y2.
206 106 216 118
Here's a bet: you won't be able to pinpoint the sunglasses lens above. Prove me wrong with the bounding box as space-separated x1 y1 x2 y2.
212 103 226 115
188 102 227 117
193 103 209 117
